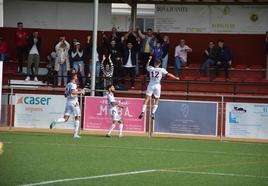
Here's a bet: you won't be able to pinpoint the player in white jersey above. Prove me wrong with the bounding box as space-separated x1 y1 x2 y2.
50 73 85 138
139 56 180 119
106 85 125 138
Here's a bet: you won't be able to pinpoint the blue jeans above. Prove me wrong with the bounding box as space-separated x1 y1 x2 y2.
161 54 168 69
0 53 8 61
89 61 100 78
73 61 85 82
57 63 67 86
174 56 183 77
200 58 215 78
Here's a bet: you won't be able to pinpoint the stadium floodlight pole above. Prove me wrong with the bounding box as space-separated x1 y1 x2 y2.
90 0 99 96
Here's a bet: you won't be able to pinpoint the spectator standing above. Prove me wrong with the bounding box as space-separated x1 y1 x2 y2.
101 54 114 88
122 42 137 89
200 41 217 78
152 40 163 62
265 31 268 79
71 42 85 84
123 27 140 75
108 40 122 87
174 39 192 77
159 35 170 70
25 30 41 81
0 36 9 61
86 35 101 78
15 22 28 73
110 27 122 49
215 40 232 79
55 36 70 86
138 28 156 74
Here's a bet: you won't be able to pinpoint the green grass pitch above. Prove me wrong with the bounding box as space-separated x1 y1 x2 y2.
0 132 268 186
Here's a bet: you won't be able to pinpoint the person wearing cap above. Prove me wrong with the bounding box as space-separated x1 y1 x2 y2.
71 42 85 84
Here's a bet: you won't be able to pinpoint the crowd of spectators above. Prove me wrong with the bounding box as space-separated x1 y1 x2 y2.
9 22 268 89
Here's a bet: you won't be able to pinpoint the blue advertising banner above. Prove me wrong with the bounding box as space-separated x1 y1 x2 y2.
154 100 218 136
226 103 268 139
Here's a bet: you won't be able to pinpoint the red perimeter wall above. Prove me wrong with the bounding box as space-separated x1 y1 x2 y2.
0 27 266 67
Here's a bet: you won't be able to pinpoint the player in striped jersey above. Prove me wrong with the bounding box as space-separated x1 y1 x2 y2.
139 56 180 119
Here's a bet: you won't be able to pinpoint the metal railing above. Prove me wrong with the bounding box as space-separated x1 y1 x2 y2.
2 84 268 141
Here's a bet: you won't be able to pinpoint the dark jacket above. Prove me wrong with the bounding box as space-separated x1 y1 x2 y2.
122 47 137 66
205 47 217 61
216 47 232 63
28 36 41 54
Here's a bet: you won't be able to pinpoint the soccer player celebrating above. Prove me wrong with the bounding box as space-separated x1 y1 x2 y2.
139 56 180 120
50 73 85 138
106 85 124 138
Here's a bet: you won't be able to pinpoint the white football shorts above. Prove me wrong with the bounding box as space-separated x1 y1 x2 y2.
64 101 81 117
110 108 121 121
146 83 161 98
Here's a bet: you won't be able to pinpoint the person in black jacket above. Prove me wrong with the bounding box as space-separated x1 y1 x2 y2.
215 40 232 79
25 30 41 81
200 41 217 78
122 41 137 89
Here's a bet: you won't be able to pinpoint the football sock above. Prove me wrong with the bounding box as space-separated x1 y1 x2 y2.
56 118 65 123
119 124 123 136
74 120 80 135
108 124 116 135
142 104 147 113
152 105 158 114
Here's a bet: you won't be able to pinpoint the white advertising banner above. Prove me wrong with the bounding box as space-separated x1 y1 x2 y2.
226 103 268 140
155 5 210 33
210 5 268 34
14 94 74 129
155 5 268 34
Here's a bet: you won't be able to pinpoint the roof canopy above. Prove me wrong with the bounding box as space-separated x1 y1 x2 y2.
29 0 268 5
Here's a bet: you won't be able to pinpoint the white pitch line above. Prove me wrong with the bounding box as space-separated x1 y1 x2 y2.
160 169 268 180
4 141 268 158
20 169 157 186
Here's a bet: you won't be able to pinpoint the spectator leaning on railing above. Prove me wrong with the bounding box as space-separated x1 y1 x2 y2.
15 22 28 73
174 39 192 77
25 30 41 82
55 36 70 86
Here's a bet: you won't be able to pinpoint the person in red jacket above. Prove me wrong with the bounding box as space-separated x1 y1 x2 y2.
0 36 9 61
15 22 28 73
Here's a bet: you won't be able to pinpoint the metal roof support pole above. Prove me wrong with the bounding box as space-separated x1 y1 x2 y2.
90 0 99 96
130 1 137 29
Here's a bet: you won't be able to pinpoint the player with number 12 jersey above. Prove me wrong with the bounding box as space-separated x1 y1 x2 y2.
139 57 180 120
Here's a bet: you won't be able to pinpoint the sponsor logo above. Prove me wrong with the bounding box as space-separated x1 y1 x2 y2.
229 106 247 124
17 96 51 105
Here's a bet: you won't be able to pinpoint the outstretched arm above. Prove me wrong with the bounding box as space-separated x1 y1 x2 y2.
146 56 153 68
167 73 180 80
